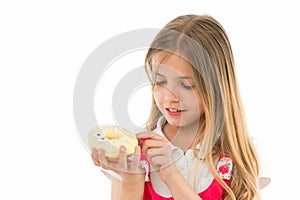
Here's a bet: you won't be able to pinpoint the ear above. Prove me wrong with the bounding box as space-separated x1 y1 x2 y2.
259 177 271 189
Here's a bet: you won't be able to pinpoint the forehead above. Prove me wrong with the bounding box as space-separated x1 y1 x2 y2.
151 52 194 76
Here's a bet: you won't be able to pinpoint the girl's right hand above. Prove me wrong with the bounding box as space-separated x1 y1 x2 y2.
91 145 145 185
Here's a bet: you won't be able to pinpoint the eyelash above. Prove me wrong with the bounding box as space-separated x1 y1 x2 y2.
154 81 166 85
154 81 194 90
181 83 194 90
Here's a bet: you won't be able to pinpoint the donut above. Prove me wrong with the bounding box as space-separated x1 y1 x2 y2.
88 125 138 161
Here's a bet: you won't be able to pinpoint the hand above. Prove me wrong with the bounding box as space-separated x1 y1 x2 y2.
136 132 179 182
91 145 145 185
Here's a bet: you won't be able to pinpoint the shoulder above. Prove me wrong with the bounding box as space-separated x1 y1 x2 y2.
216 155 233 181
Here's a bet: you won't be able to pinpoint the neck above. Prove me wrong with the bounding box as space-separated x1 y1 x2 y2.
163 120 200 152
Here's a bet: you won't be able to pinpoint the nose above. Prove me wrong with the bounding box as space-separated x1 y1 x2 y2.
163 86 179 103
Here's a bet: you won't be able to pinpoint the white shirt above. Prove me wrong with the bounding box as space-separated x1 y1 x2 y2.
149 117 215 197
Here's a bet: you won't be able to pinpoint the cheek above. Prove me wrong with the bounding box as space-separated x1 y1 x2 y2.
153 87 163 104
183 93 203 111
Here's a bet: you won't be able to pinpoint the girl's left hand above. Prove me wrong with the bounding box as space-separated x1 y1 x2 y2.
91 145 145 185
136 132 179 182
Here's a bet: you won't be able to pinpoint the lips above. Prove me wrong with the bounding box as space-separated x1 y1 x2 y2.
165 108 186 116
166 108 182 112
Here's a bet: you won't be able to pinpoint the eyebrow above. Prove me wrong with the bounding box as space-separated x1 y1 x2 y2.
155 72 193 79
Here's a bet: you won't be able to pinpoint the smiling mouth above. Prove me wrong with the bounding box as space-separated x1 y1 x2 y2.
166 108 185 113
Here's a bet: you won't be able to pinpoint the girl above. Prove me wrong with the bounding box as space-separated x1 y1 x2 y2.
92 14 260 199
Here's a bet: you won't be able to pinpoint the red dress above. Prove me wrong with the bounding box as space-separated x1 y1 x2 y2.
142 155 233 200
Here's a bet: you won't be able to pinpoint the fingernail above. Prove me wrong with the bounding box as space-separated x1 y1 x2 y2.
135 145 140 152
120 145 126 152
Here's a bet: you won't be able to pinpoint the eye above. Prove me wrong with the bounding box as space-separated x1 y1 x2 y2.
181 83 194 90
96 133 101 136
154 80 167 85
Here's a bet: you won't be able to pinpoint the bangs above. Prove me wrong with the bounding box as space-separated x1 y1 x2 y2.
146 49 201 81
145 50 178 83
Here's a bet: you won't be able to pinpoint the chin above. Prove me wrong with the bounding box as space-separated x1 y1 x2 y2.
164 116 184 127
166 116 200 128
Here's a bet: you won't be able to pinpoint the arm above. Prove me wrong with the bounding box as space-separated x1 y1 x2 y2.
111 174 144 200
111 176 121 200
119 180 144 200
92 146 145 200
163 170 202 200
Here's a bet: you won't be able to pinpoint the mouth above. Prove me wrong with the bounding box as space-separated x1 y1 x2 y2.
165 108 186 116
166 108 182 112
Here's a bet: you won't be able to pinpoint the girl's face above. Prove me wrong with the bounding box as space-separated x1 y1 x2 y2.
152 53 203 128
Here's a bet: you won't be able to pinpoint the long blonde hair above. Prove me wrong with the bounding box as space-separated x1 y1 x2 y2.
144 14 260 199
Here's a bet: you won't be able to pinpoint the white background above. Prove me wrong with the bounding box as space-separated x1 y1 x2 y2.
1 0 299 199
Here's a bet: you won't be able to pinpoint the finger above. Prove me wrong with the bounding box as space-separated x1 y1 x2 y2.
146 147 165 157
97 148 108 168
144 139 168 149
132 145 141 168
91 157 100 166
145 147 164 163
151 156 162 169
118 145 128 171
142 139 169 154
91 148 97 158
150 155 170 170
91 148 101 166
136 131 160 140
